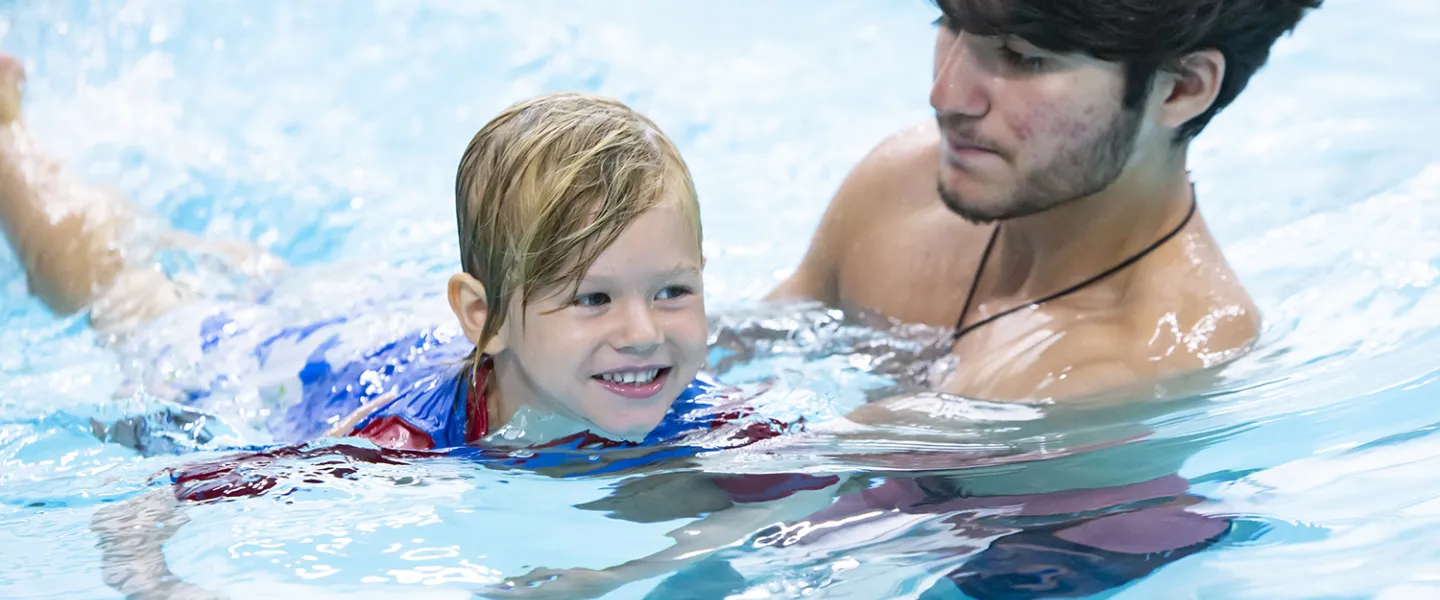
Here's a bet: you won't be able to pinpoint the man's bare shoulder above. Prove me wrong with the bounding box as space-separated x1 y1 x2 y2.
1124 223 1263 370
837 121 942 214
1031 259 1261 400
1043 308 1255 402
766 122 945 305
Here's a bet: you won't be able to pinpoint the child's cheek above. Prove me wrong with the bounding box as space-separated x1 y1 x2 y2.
679 306 710 352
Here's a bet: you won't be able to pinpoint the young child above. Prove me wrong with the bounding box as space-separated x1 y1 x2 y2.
0 48 834 597
316 88 719 451
0 51 749 452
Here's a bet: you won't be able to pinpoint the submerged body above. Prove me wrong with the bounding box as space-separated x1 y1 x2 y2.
117 303 748 452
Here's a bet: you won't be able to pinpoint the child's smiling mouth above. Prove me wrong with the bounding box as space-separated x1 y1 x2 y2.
593 366 671 399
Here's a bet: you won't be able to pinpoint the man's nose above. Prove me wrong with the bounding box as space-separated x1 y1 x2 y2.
931 34 991 119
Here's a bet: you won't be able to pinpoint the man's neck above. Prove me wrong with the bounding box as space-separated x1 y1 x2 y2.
987 154 1196 302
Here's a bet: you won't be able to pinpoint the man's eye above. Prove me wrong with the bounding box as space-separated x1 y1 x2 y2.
656 286 693 301
1001 46 1046 71
572 292 610 307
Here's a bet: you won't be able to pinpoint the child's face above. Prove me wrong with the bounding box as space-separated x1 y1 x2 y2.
495 200 707 438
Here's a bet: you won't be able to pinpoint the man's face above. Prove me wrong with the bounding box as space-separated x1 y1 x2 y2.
930 16 1145 223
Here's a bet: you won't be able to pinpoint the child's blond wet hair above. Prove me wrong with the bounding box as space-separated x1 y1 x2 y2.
454 92 701 359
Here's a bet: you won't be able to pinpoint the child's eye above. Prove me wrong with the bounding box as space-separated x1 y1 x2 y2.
572 292 611 307
655 286 693 301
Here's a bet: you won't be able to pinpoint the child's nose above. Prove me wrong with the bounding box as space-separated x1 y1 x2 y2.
613 305 663 353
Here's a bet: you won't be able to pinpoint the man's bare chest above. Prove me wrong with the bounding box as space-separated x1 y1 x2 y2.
834 214 986 328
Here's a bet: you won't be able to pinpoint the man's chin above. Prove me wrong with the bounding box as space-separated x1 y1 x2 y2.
938 182 1078 225
938 184 1008 224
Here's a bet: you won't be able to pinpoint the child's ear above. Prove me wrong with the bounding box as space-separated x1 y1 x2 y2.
448 273 507 355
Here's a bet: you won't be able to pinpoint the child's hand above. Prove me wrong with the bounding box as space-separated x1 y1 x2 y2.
481 567 626 600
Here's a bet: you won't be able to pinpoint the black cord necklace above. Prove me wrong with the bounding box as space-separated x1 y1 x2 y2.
952 195 1198 344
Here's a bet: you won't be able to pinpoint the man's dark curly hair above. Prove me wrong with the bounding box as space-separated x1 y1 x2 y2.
933 0 1324 140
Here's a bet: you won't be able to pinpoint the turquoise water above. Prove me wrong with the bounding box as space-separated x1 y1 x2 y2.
4 0 1440 598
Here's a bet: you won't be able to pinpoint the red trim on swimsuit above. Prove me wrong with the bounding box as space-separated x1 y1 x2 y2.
465 355 492 444
349 356 493 451
353 416 435 450
171 444 432 504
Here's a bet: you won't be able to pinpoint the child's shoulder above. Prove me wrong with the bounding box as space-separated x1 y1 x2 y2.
277 325 473 445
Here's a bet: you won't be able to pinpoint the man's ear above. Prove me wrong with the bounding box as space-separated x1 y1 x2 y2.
448 273 507 355
1154 49 1225 133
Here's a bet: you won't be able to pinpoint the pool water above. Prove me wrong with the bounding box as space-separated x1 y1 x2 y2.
4 0 1440 598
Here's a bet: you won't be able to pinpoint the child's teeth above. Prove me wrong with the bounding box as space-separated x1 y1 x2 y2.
600 369 662 385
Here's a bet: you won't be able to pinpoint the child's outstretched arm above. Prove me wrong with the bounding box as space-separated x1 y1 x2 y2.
482 471 845 600
91 489 227 600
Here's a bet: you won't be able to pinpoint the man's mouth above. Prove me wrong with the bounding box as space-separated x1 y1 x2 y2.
592 367 672 399
944 134 999 157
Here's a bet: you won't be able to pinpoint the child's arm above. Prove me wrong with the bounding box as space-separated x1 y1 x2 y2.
321 392 400 438
91 489 228 600
484 472 844 599
91 440 445 598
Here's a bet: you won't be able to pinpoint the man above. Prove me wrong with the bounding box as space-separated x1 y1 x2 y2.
754 3 1325 596
771 0 1323 406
